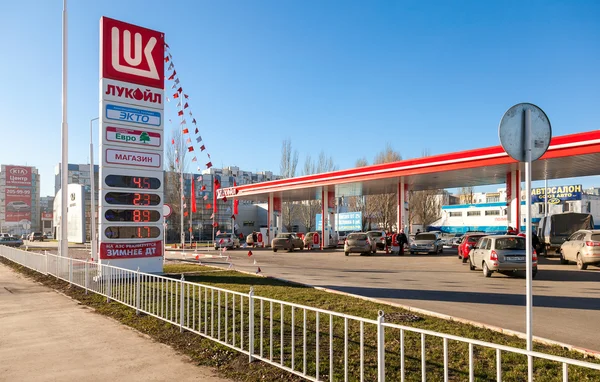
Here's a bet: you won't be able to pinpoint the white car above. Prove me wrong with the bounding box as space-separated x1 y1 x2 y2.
214 233 240 250
6 201 30 212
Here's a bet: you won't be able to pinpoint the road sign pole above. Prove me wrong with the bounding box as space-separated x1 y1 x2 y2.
524 108 534 381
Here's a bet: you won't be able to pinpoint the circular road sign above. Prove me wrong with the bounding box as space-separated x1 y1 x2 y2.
498 103 552 162
163 204 172 218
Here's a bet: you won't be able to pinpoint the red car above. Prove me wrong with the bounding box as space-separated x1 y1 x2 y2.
458 233 487 263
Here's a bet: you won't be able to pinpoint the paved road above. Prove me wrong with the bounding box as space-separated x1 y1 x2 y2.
0 263 230 382
166 246 600 353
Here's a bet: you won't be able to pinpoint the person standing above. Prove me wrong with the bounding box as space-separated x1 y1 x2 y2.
397 229 408 256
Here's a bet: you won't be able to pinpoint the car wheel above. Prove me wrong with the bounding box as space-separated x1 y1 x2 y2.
273 249 278 253
469 257 476 271
300 244 304 251
559 252 568 265
372 248 376 254
532 269 538 279
410 251 414 255
345 251 349 256
439 247 444 254
462 256 468 264
289 245 294 252
482 262 492 277
577 254 587 270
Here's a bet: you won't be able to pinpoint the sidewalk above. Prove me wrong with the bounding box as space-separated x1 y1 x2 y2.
0 264 230 382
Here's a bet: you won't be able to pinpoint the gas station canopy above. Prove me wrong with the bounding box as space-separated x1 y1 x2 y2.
231 130 600 202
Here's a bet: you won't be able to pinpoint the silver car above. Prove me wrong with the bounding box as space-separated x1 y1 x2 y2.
409 232 443 254
214 233 240 250
559 229 600 270
469 235 538 278
344 232 377 256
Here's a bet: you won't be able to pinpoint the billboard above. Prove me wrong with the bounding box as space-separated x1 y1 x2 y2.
5 165 32 187
53 185 86 244
5 187 32 223
316 212 362 232
531 184 582 204
41 212 53 220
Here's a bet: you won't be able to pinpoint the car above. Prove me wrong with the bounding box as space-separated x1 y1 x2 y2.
29 232 44 242
0 236 23 247
303 231 338 248
6 201 31 212
336 231 353 246
213 233 240 250
457 233 487 262
271 233 304 252
468 235 537 278
344 232 377 256
409 232 443 254
559 229 600 270
366 230 388 250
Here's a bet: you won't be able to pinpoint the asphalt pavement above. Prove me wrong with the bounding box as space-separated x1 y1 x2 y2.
165 246 600 354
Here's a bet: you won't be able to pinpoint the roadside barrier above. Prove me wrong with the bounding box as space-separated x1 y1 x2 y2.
1 244 599 382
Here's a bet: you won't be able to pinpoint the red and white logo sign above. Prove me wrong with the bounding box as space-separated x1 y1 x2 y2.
100 17 164 89
5 166 32 186
105 126 162 148
99 240 162 259
216 187 238 199
101 79 164 110
105 148 161 168
41 212 53 220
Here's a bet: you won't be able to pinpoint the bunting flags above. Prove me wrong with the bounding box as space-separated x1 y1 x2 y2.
203 195 208 200
247 250 253 257
191 156 197 162
201 185 206 191
217 230 221 236
194 128 199 134
200 145 206 151
234 180 239 215
188 146 194 152
192 118 197 124
178 110 183 116
184 102 189 109
168 70 176 80
173 92 179 99
206 203 212 210
196 136 202 143
206 162 213 168
182 128 189 134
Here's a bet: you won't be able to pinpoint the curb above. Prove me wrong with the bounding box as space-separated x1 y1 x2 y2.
167 256 600 360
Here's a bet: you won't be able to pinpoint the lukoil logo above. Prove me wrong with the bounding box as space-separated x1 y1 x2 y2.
111 26 158 80
101 17 164 89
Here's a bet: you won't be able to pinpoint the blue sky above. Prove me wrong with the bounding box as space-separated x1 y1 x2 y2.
1 0 599 197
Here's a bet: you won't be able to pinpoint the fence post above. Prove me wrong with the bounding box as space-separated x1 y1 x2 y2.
136 267 141 315
106 262 112 303
180 274 185 333
45 250 49 275
249 287 255 363
377 310 385 382
69 258 73 286
84 261 89 294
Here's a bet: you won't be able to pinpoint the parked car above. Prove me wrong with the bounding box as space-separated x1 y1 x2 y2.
538 212 594 256
271 233 304 252
458 233 487 262
0 236 23 247
559 229 600 270
344 232 377 256
6 201 30 212
409 232 443 254
468 235 537 278
214 233 240 250
303 231 339 248
366 230 388 250
337 231 353 246
29 232 44 242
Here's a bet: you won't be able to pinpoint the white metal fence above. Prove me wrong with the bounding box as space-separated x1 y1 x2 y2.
1 245 599 381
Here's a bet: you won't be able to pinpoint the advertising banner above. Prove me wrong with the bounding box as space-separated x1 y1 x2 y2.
316 211 362 232
99 240 162 259
531 184 582 204
5 166 32 187
41 212 53 220
105 125 162 149
5 187 31 222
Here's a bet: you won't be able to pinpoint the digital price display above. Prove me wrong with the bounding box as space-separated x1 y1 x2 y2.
105 175 161 190
105 209 161 222
105 226 161 239
105 192 161 206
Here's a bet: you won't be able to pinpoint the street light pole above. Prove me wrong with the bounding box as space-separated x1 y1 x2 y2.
60 0 69 258
90 117 99 261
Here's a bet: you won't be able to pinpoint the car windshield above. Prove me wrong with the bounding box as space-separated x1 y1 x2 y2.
468 235 485 243
591 234 600 241
495 237 525 250
368 232 383 237
415 233 436 240
276 233 291 239
348 233 368 240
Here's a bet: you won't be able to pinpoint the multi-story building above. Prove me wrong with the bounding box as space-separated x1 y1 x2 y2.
39 196 55 236
0 165 41 235
54 163 99 241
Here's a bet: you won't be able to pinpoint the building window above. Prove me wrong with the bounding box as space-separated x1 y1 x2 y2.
485 210 500 216
563 202 571 212
486 196 500 203
538 204 545 214
449 211 462 217
467 211 481 217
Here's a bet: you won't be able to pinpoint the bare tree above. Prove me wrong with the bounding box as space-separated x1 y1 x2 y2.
297 151 338 231
409 189 442 229
459 186 474 204
280 138 299 179
164 128 188 241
